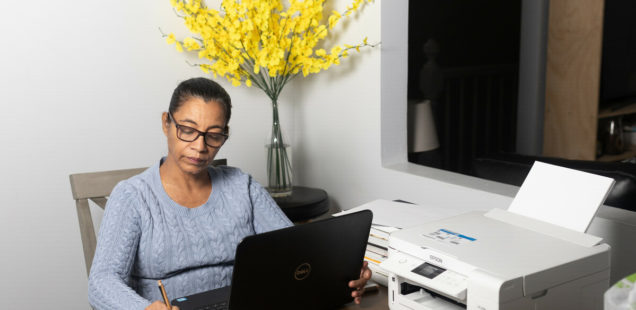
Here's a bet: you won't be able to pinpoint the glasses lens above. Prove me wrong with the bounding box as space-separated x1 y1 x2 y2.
176 125 199 142
205 133 227 147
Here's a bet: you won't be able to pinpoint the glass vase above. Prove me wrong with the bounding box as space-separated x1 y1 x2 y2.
266 99 293 197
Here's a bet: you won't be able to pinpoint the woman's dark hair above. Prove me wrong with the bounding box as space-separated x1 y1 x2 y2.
168 77 232 127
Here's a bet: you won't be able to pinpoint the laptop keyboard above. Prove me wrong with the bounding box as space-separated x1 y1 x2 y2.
194 301 228 310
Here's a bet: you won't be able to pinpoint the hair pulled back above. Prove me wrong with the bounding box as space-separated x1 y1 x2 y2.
168 77 232 127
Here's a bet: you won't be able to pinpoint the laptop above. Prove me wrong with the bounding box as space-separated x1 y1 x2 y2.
171 210 373 310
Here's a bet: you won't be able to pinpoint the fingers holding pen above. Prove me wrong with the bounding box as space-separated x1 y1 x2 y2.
145 300 180 310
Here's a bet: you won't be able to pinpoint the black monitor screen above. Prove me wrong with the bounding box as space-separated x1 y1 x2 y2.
600 0 636 107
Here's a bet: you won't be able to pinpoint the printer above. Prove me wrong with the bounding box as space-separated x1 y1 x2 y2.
380 208 610 310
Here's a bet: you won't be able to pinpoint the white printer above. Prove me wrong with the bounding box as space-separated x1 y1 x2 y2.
380 208 610 310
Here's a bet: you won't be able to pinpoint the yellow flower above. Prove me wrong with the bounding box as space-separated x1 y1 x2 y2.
200 64 210 74
183 37 201 51
328 12 341 30
165 33 176 45
166 0 376 93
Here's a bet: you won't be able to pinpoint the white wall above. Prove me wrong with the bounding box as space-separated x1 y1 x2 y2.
2 0 634 309
0 0 291 308
0 0 535 308
294 0 517 213
294 0 636 286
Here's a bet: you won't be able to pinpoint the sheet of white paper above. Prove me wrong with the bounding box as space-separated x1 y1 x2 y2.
334 199 450 229
507 161 615 232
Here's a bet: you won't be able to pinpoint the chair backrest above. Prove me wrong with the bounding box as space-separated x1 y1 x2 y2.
69 159 227 276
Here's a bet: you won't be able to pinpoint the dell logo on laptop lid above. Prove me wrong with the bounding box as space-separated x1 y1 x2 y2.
294 263 312 280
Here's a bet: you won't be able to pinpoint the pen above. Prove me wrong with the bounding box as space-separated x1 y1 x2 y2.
157 280 172 309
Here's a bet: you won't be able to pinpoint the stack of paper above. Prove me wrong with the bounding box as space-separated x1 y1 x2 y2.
364 224 399 286
335 199 448 286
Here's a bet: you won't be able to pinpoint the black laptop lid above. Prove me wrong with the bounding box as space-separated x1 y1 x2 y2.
228 210 372 310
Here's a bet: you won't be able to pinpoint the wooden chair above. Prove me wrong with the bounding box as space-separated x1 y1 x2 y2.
69 159 227 276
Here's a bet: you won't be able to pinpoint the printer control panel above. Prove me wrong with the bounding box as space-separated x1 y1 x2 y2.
383 252 468 301
412 262 467 294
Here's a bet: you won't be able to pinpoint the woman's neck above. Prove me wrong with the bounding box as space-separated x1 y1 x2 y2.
159 157 212 208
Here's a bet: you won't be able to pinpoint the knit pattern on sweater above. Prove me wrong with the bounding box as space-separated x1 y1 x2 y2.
88 160 292 310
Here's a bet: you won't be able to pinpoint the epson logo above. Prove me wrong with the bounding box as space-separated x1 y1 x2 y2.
429 255 443 264
294 263 312 280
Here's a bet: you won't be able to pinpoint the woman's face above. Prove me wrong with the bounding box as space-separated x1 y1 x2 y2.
162 96 227 176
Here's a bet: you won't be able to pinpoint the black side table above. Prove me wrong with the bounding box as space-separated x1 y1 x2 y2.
273 186 329 222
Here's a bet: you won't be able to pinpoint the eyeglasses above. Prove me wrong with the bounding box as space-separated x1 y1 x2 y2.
168 112 228 148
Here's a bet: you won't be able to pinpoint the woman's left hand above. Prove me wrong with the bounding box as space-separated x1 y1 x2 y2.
348 261 373 304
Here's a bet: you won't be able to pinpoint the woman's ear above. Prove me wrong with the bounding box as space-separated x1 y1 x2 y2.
162 112 170 137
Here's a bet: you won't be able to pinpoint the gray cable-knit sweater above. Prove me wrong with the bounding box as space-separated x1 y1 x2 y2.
88 159 292 309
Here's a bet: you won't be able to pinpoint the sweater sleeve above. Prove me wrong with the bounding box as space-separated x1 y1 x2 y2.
248 176 293 233
88 182 151 310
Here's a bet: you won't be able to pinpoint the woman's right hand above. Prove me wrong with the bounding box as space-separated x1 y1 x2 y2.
145 301 179 310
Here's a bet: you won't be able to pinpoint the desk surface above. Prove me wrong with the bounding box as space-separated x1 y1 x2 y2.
340 287 389 310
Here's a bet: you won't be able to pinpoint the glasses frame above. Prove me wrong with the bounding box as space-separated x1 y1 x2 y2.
168 112 229 148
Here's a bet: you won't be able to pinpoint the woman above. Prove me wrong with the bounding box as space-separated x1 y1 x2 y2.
88 77 371 310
